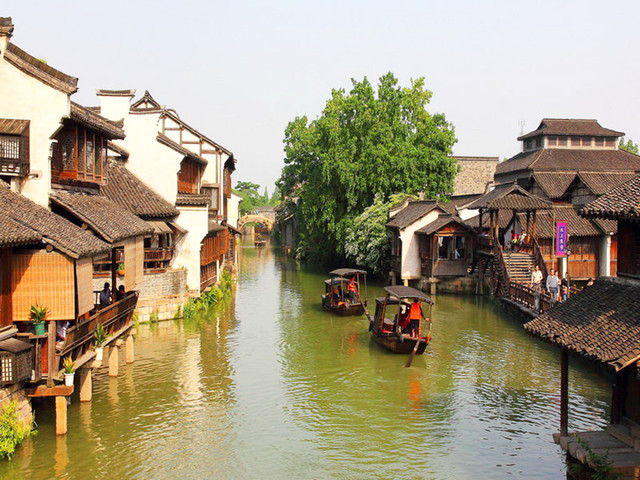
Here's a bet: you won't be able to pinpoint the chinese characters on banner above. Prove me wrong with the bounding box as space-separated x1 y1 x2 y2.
556 222 567 256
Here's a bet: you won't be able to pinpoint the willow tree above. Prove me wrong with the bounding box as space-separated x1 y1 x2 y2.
277 72 458 263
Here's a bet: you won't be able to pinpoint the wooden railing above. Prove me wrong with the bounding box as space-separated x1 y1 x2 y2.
508 281 552 314
532 238 548 278
52 292 138 377
493 240 510 296
144 247 173 262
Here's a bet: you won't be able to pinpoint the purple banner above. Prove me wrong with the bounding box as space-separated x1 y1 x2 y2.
556 222 567 256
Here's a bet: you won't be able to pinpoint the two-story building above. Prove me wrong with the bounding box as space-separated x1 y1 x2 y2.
94 90 239 293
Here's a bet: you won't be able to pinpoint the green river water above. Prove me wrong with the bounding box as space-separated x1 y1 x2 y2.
0 244 611 479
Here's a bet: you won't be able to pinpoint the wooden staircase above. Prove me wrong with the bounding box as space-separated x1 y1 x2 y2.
503 251 536 285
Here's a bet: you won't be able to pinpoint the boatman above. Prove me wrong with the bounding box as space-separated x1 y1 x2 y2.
347 277 357 303
407 301 423 337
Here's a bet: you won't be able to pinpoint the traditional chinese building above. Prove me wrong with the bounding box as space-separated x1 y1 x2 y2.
93 90 239 293
523 175 640 477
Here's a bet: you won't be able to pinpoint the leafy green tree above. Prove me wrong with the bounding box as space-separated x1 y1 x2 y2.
344 193 415 276
619 137 639 154
277 72 458 263
233 181 262 215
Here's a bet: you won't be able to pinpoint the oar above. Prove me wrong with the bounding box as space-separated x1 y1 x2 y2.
404 335 421 368
362 303 374 331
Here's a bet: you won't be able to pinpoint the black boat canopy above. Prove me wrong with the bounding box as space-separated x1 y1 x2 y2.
384 286 433 304
329 268 367 277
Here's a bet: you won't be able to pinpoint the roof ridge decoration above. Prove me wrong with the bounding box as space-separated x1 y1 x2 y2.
518 118 624 141
131 90 233 156
96 89 136 97
1 17 77 95
131 90 163 111
69 101 125 139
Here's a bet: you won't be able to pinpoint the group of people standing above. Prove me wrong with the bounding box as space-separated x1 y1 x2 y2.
529 265 571 311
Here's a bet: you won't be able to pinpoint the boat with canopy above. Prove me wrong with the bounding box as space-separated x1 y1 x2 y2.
321 268 368 316
369 285 433 354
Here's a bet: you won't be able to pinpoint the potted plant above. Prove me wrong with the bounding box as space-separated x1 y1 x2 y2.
93 323 108 361
117 263 125 276
62 357 75 386
29 305 49 336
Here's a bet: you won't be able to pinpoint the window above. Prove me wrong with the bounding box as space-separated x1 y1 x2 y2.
52 124 106 184
558 136 567 146
571 136 581 146
582 136 592 147
605 138 615 147
455 236 466 259
548 136 557 146
438 237 451 259
0 136 20 159
595 137 604 147
525 139 533 150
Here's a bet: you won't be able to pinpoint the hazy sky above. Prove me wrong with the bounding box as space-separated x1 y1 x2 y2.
4 1 640 191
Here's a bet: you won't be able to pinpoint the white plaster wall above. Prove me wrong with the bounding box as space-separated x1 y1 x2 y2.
400 208 445 279
173 206 209 291
98 94 132 122
457 207 477 221
227 192 241 228
0 54 69 206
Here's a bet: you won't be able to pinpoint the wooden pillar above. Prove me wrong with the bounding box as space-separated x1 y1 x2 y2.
611 372 623 424
111 247 117 303
560 349 569 436
55 396 68 435
532 210 537 242
478 209 484 234
125 333 135 364
108 344 119 377
47 321 56 388
78 368 92 402
526 211 531 242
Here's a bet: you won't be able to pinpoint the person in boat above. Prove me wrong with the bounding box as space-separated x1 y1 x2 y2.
331 286 341 306
403 301 423 337
347 277 358 303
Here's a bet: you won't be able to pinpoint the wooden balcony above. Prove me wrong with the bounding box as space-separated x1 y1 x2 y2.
421 258 469 277
143 247 173 273
50 292 139 378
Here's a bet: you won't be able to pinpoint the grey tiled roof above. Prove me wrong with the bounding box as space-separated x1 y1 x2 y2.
518 119 624 140
50 191 153 243
524 277 640 371
496 149 640 177
70 102 125 139
0 182 108 257
581 175 640 220
386 201 445 229
102 161 179 219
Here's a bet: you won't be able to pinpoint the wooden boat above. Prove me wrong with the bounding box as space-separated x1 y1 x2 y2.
368 285 433 354
254 234 266 247
321 268 368 316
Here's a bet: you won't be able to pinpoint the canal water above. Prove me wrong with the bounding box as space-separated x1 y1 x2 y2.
1 245 611 479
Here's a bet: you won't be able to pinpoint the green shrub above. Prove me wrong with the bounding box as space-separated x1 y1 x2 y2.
149 310 159 323
173 305 182 320
0 401 35 460
182 272 234 321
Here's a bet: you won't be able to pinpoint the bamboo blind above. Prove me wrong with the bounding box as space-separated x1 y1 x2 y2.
11 251 75 321
124 236 144 291
135 236 144 285
75 256 93 316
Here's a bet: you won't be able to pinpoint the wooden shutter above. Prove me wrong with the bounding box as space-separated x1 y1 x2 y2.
135 236 144 285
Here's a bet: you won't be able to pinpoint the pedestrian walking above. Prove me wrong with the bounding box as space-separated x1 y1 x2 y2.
546 269 559 305
560 273 570 301
530 265 543 312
